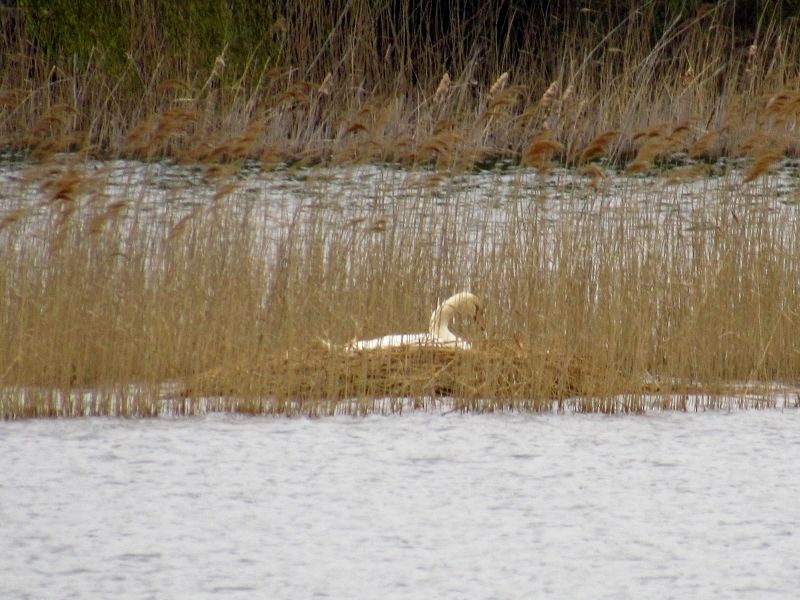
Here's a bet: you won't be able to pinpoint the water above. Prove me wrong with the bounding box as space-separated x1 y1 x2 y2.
2 409 800 599
4 158 800 227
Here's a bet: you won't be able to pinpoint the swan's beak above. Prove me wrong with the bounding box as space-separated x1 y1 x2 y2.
475 308 486 332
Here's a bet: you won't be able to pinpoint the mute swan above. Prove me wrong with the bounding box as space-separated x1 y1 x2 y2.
348 292 485 351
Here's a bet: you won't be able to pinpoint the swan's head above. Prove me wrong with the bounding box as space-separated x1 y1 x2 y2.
443 292 486 332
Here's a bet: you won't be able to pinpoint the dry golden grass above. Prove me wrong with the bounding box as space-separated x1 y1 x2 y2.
1 152 800 418
180 342 606 409
5 4 800 417
3 4 800 169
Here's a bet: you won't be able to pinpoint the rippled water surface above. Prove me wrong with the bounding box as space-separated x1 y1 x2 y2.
2 410 800 599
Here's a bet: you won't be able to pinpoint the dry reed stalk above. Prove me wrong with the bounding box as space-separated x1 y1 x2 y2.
278 81 313 104
260 144 283 170
202 163 240 182
28 104 79 138
575 100 587 121
50 202 77 252
330 141 366 165
485 86 523 112
413 131 464 164
198 54 227 94
88 201 127 235
0 89 17 108
39 169 87 203
480 86 522 125
124 108 202 161
765 91 794 117
666 120 696 150
153 108 202 146
632 121 670 141
156 79 192 94
30 131 87 159
168 208 202 240
343 121 369 136
517 104 540 129
0 208 28 233
122 117 160 157
201 120 266 163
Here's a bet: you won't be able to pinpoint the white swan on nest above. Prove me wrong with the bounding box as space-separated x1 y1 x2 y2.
347 292 485 351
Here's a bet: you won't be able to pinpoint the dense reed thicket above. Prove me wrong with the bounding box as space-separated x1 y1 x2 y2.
1 157 799 417
2 1 800 166
3 1 800 417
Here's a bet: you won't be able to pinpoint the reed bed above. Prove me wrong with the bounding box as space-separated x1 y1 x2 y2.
3 2 800 169
4 3 800 417
2 150 800 417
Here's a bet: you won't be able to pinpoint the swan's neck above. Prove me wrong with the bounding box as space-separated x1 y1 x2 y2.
429 302 459 342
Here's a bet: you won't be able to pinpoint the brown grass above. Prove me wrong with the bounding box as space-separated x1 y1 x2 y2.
3 4 800 417
180 342 606 409
1 154 800 418
2 4 800 168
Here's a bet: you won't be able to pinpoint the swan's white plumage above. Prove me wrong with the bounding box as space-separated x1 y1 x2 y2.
347 292 484 351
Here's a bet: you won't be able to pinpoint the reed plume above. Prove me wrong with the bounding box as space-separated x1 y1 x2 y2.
489 72 509 97
522 130 564 168
318 72 333 96
578 131 620 164
435 73 451 98
689 131 719 158
539 82 558 109
743 150 783 183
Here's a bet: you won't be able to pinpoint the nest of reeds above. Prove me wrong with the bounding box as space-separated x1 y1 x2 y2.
180 340 614 408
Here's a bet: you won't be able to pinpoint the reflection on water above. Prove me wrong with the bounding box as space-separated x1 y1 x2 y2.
3 158 800 225
2 410 800 599
4 158 800 278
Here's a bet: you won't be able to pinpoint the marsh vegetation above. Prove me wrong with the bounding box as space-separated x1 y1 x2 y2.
2 155 799 417
2 1 800 417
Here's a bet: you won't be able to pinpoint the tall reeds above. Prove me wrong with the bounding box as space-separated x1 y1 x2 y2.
2 157 800 417
3 2 800 417
2 2 800 166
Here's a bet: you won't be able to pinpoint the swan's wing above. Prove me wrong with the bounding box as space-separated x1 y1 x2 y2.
348 333 472 351
348 333 431 350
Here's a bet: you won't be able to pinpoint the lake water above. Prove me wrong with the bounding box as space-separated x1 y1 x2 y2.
4 158 800 231
2 409 799 599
